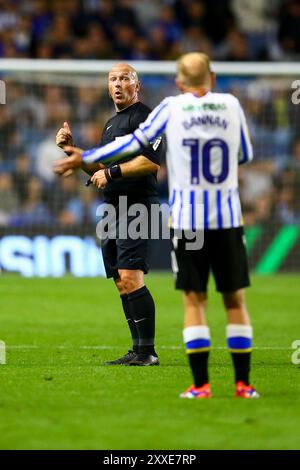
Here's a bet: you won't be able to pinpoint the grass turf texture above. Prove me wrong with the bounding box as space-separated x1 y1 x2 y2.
0 273 299 450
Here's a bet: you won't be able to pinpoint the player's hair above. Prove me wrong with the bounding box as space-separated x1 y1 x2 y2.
177 52 211 87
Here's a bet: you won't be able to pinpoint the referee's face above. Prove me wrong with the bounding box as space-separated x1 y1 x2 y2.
108 64 140 111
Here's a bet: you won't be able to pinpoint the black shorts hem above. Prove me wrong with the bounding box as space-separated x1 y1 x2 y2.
105 264 149 279
216 279 251 293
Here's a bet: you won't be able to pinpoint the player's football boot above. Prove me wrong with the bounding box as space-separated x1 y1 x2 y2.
235 381 260 398
180 383 211 399
104 350 137 365
126 353 159 366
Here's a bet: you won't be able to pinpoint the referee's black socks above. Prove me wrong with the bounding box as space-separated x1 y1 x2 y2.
120 293 139 353
128 286 156 356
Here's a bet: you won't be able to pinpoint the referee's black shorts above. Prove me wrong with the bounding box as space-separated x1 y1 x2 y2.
100 197 156 279
171 227 250 293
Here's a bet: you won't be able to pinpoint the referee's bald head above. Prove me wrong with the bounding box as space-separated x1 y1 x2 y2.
177 52 212 88
108 63 139 83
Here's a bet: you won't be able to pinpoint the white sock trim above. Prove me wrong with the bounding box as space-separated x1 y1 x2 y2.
226 324 253 339
183 325 210 343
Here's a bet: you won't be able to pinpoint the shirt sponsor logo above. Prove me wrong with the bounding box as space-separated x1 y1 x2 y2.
182 103 227 112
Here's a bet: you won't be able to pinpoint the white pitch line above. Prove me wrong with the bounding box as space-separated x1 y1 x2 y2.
6 345 293 351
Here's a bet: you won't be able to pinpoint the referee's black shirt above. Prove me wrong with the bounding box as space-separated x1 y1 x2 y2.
100 102 164 202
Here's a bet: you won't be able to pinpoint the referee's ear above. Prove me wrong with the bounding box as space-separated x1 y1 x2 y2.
135 80 141 94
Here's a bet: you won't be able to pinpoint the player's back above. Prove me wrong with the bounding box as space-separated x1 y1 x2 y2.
164 92 253 230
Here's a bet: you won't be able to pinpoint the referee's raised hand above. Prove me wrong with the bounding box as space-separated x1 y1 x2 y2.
56 121 73 149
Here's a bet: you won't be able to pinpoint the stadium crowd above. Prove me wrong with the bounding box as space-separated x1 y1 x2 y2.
0 0 300 229
0 0 300 61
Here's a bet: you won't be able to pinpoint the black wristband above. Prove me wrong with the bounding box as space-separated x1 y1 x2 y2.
109 164 122 180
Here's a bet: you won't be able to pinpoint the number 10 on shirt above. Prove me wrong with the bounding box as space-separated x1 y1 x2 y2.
183 138 229 185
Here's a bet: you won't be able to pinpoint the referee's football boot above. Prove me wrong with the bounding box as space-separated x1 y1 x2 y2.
104 350 137 366
126 353 159 366
180 383 212 399
235 381 260 398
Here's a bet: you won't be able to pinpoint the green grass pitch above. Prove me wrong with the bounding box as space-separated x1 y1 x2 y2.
0 273 299 450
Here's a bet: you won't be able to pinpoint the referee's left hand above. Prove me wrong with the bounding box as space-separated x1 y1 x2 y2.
53 146 83 175
91 169 108 189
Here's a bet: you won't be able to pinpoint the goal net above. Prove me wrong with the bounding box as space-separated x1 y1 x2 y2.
0 59 299 276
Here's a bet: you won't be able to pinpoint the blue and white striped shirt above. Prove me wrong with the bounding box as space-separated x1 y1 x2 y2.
83 92 253 229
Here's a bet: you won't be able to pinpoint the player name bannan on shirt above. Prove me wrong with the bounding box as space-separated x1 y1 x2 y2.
183 114 229 130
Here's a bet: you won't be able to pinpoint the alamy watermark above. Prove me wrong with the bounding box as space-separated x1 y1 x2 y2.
291 80 300 105
0 80 6 104
0 341 6 365
291 340 300 365
95 196 205 251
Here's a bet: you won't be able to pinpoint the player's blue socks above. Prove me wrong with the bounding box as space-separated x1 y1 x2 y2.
226 324 252 385
183 325 211 388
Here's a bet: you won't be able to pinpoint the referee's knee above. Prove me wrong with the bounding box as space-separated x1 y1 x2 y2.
118 269 144 293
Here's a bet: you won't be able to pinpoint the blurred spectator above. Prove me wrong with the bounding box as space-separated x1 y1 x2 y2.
46 15 73 59
154 5 182 44
148 26 169 60
181 26 213 56
43 86 71 128
58 187 101 226
220 30 251 62
0 107 14 164
0 1 18 32
75 87 102 123
14 15 32 56
203 0 235 45
278 0 300 58
12 153 32 202
275 168 300 224
242 191 275 226
30 0 53 56
76 121 105 150
232 0 279 60
10 176 52 226
0 172 18 226
290 137 300 170
85 23 113 59
48 174 79 217
34 136 66 184
131 36 152 60
114 24 137 59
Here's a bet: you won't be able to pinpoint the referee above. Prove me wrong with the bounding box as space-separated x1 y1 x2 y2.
56 63 163 366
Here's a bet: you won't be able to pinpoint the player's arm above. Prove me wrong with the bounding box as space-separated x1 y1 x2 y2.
120 155 160 176
53 99 170 174
238 103 254 165
55 121 105 175
90 155 159 189
80 161 105 175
